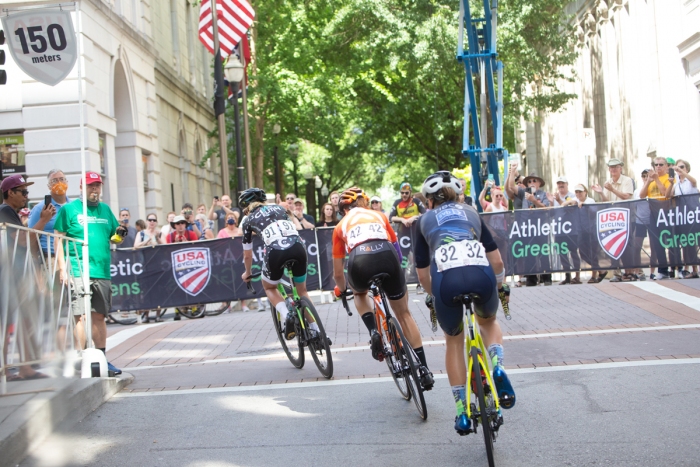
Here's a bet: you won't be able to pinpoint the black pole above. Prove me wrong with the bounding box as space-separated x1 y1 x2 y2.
273 145 281 196
292 158 299 196
231 81 245 197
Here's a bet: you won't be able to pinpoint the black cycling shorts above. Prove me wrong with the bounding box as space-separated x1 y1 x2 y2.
347 240 406 300
263 241 307 284
432 264 498 336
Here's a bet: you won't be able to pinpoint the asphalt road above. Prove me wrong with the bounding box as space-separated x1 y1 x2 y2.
21 362 700 467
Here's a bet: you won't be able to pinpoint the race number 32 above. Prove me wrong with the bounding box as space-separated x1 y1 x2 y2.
15 24 68 54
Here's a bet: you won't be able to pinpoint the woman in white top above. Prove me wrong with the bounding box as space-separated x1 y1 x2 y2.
666 159 699 278
479 183 508 212
161 211 176 238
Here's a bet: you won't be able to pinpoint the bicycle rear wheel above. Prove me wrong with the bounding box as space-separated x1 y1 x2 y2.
299 297 333 379
270 304 304 369
108 310 138 325
472 346 495 467
176 305 206 319
204 301 230 316
390 316 427 420
383 317 410 400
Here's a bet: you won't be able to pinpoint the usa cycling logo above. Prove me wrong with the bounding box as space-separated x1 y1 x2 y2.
172 248 211 296
597 208 629 260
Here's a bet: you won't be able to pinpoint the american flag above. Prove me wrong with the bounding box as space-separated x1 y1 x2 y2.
199 0 255 58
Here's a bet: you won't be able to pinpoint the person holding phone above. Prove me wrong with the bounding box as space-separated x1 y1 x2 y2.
28 169 70 257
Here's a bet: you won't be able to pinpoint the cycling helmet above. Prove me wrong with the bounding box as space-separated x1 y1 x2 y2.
338 187 369 212
238 187 266 208
421 171 462 199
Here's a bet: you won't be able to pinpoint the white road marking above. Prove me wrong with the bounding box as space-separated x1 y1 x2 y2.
121 323 700 371
629 281 700 312
106 323 165 350
114 357 700 398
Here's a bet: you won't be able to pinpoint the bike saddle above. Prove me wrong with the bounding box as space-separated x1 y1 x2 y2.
453 293 482 305
369 273 390 285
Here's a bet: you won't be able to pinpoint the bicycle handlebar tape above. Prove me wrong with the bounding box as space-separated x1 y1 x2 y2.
498 284 511 320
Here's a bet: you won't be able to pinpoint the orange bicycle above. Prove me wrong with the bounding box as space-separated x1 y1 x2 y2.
340 273 427 419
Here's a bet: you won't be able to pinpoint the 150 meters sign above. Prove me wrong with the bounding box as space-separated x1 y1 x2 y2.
1 9 77 86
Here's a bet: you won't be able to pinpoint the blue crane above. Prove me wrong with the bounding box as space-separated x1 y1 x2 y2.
457 0 509 210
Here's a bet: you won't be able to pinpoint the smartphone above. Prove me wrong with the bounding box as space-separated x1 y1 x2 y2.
528 187 536 195
668 168 675 179
214 196 219 200
44 195 52 207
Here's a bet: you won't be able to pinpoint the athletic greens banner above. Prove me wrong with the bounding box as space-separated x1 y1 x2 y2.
483 194 700 276
110 230 323 312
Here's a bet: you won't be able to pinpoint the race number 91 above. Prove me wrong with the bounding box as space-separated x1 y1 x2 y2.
15 24 67 58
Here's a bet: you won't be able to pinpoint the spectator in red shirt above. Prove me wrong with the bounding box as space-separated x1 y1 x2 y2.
165 215 198 243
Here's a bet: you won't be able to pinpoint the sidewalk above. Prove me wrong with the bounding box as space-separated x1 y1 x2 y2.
0 374 133 467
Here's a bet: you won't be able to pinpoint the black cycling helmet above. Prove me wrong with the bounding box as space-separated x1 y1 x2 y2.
421 171 462 199
238 187 266 208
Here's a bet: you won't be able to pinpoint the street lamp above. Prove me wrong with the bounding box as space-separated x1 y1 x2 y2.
289 144 299 196
302 170 315 220
224 57 245 203
272 123 281 196
315 176 324 220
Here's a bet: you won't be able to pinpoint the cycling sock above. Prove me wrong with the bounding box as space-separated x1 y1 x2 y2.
414 346 428 368
361 312 377 334
452 385 467 415
275 302 288 323
488 343 504 367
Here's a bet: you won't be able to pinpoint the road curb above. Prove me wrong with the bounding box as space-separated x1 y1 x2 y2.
0 373 133 467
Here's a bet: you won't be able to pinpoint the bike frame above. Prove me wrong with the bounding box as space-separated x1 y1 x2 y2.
465 302 501 418
276 270 306 332
370 284 392 342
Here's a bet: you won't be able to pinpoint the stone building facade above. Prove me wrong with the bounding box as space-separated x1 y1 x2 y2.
517 0 700 191
0 0 221 220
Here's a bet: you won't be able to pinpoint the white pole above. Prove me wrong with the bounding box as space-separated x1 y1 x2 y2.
76 2 92 349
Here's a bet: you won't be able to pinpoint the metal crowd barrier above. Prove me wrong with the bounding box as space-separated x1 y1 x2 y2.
0 223 84 395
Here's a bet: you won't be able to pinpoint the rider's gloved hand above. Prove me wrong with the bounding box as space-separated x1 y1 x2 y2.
334 286 344 298
424 294 435 311
498 284 511 320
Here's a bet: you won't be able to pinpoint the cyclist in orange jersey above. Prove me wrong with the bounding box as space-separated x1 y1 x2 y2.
332 187 433 389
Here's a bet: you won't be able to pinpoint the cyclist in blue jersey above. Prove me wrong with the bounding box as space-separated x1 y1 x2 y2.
413 171 515 435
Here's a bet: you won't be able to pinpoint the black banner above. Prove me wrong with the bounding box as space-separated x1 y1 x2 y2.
482 194 700 275
110 195 700 311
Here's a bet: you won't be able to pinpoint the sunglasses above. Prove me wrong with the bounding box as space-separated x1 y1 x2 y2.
175 221 187 225
677 165 686 169
401 191 410 195
12 188 29 196
494 195 504 198
147 218 157 222
654 163 666 167
371 201 380 203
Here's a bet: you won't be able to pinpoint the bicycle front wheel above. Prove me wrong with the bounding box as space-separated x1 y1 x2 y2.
390 316 427 420
472 346 495 467
384 317 410 400
177 305 206 319
204 301 230 316
270 304 304 369
299 297 333 379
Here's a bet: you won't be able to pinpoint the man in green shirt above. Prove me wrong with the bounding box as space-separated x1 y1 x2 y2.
54 171 127 376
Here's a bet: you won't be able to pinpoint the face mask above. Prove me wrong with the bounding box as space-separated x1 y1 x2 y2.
51 182 67 196
227 218 236 226
121 218 129 224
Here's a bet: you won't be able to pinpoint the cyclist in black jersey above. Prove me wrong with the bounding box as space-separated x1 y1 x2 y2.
239 188 317 340
413 171 515 435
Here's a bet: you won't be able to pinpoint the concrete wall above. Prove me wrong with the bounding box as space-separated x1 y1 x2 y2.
0 0 220 221
518 0 700 192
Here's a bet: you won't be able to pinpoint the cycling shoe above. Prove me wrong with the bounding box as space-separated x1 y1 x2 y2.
419 366 434 391
454 414 471 435
369 330 384 361
283 313 296 341
493 365 516 409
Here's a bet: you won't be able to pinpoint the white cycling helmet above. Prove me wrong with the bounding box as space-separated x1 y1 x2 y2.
421 171 462 198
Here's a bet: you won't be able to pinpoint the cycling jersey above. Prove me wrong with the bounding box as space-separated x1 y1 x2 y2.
413 201 499 333
332 207 397 258
389 197 426 219
241 204 307 284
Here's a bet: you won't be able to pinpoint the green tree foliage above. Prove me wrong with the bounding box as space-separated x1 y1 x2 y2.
235 0 577 205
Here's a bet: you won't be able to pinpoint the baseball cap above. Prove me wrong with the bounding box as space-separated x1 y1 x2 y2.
84 171 103 185
0 174 34 193
370 196 381 203
574 184 587 192
555 176 568 184
399 182 412 191
293 198 304 204
607 158 624 167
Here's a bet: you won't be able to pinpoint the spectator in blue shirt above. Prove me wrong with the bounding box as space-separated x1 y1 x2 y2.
28 169 70 255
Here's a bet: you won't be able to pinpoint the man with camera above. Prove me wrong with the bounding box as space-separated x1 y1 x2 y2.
640 157 673 280
208 195 241 233
54 172 127 376
181 203 202 238
506 164 552 286
117 208 138 248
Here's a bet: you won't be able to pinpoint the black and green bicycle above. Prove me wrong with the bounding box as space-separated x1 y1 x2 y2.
247 261 333 379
